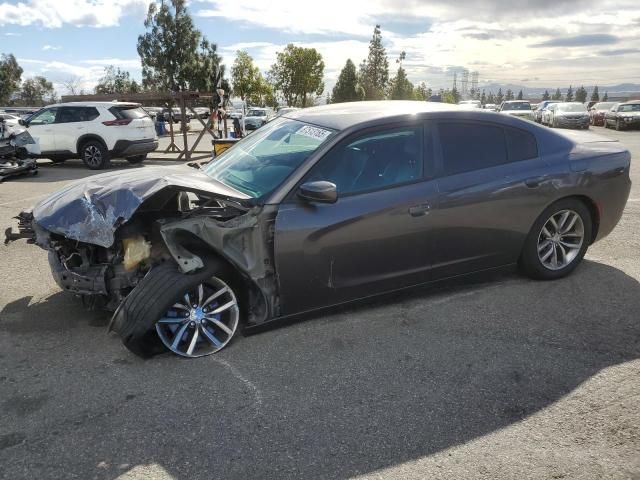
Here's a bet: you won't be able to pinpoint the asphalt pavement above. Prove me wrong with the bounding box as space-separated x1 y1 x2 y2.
0 125 639 480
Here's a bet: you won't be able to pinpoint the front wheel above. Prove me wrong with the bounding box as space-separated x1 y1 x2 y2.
519 199 592 280
111 260 241 358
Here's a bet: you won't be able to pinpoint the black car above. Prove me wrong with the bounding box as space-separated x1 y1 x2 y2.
604 101 640 130
7 101 631 358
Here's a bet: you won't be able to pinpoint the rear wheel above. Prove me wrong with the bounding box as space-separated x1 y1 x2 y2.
80 140 109 170
519 199 591 280
126 154 147 164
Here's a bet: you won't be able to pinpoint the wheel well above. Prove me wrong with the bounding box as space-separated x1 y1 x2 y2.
168 232 270 326
76 134 107 154
562 195 600 244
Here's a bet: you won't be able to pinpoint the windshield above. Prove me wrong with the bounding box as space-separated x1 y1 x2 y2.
558 103 587 113
595 102 615 110
619 104 640 112
204 118 336 198
503 102 531 111
247 110 266 117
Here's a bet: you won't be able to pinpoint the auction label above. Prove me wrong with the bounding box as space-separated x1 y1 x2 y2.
297 125 332 141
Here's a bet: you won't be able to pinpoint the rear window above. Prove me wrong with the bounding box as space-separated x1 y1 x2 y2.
439 122 508 175
109 106 149 120
505 127 538 162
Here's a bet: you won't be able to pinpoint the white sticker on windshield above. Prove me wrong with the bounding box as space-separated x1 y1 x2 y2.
296 125 332 141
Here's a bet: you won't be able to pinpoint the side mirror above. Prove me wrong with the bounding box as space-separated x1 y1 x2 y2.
18 119 27 126
298 181 338 204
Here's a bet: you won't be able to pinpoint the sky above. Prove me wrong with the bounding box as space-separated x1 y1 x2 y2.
1 0 640 96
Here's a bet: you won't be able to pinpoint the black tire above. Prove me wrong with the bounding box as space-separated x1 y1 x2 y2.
80 139 110 170
126 154 147 164
111 258 239 358
519 198 592 281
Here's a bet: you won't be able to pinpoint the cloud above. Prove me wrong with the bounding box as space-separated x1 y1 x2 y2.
0 0 148 28
598 48 640 55
42 45 61 51
5 32 21 36
531 33 619 47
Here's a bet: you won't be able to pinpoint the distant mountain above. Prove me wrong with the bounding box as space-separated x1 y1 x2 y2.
477 83 640 97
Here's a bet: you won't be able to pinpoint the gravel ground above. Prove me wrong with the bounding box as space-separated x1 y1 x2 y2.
0 125 639 480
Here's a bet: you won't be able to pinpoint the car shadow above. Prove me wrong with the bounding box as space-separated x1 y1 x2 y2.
0 259 639 479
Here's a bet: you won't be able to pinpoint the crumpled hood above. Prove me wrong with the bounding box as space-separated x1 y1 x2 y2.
32 165 250 248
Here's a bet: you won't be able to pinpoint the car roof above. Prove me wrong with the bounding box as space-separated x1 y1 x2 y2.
46 101 141 108
283 101 458 131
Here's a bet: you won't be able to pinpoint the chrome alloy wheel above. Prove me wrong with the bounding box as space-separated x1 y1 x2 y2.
156 277 239 357
537 209 585 271
84 145 102 167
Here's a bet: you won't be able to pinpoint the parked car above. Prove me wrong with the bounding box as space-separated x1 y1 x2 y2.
589 102 616 126
483 103 497 111
163 107 192 123
604 101 640 131
21 102 158 169
0 112 22 127
142 106 164 120
193 107 211 120
244 107 275 131
546 102 590 129
458 100 481 109
7 101 631 358
498 100 533 121
533 101 561 123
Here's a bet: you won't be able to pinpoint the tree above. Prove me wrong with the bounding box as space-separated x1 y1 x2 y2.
496 88 504 104
388 66 414 100
359 25 389 100
247 74 275 107
565 85 574 102
137 0 224 92
552 88 562 100
603 91 608 101
487 91 495 104
0 53 23 105
269 44 324 107
231 50 260 101
332 59 362 103
591 86 600 102
62 77 85 96
95 66 140 94
505 89 514 101
575 85 588 103
542 90 550 101
480 90 486 105
414 82 431 101
20 76 54 106
517 89 523 100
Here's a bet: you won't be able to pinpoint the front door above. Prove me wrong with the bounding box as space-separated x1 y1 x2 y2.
25 107 58 153
274 123 439 315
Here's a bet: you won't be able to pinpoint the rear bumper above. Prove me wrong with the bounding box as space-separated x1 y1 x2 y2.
111 139 158 158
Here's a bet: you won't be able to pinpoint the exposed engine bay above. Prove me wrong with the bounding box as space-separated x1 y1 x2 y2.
5 166 279 326
0 117 39 182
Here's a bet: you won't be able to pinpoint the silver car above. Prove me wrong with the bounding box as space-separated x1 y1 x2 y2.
499 101 534 121
547 103 590 130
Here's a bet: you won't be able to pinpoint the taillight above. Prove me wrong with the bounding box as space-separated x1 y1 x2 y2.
102 119 132 126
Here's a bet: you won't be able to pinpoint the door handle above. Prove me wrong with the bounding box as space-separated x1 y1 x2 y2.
409 203 431 216
524 177 544 188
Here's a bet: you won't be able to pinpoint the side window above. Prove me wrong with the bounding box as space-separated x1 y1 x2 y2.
307 126 424 195
505 127 538 162
439 122 507 176
28 108 57 125
56 107 100 123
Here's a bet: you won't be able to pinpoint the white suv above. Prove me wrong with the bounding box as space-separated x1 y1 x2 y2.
23 102 158 169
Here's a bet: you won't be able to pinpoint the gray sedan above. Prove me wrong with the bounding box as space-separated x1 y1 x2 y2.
7 101 631 358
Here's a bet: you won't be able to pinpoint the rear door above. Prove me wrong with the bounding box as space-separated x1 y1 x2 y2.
108 105 156 141
54 107 98 153
429 120 551 279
